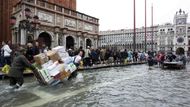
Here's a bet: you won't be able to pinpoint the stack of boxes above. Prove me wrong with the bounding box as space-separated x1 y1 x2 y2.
33 46 76 85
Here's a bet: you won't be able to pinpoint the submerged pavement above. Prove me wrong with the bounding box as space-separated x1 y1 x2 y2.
0 64 190 107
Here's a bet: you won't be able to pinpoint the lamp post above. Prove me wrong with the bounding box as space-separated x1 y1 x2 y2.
25 8 32 19
11 8 40 45
10 16 16 26
10 16 17 44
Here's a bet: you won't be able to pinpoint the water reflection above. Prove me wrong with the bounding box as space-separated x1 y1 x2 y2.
0 64 190 107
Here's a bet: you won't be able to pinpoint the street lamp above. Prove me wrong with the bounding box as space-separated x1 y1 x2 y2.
11 8 40 44
10 16 16 26
25 8 32 19
33 15 39 23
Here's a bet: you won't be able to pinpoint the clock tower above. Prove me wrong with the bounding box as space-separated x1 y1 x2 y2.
173 9 188 55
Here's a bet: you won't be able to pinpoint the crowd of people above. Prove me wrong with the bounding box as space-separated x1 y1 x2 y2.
0 41 50 67
147 51 189 67
1 40 189 69
71 46 189 68
1 40 190 89
67 46 148 67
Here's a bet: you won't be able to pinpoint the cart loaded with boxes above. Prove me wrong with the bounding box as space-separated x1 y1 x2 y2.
33 46 77 86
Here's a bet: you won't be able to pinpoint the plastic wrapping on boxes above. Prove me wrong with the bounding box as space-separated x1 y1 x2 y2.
52 46 69 59
52 46 65 53
38 69 54 84
62 57 73 65
46 51 61 62
54 71 70 81
47 63 64 77
33 46 78 86
42 60 53 69
36 62 72 84
33 53 49 65
64 63 77 73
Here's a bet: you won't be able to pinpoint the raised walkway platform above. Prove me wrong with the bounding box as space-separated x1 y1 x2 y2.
78 62 146 70
0 62 146 79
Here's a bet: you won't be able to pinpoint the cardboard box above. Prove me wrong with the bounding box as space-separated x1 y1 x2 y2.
59 71 71 80
48 64 63 77
58 52 69 59
46 51 61 62
42 60 53 69
65 63 77 73
48 64 71 80
39 69 54 84
34 53 49 65
52 46 69 59
54 71 71 80
52 46 66 53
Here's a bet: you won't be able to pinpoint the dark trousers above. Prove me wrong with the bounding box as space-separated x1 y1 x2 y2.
68 71 78 80
83 57 92 66
4 56 11 66
0 56 4 67
9 77 24 86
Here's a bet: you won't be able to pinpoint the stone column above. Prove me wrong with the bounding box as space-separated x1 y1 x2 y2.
20 29 26 45
95 39 98 48
34 30 39 40
77 31 82 48
83 37 85 49
34 0 37 4
63 34 67 49
12 28 16 44
54 26 60 47
83 32 87 49
62 28 68 49
55 33 59 46
78 37 80 49
95 35 98 48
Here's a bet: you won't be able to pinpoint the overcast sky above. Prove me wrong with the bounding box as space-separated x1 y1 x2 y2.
77 0 190 31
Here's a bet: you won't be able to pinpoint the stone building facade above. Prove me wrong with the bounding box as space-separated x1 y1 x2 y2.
157 23 174 51
99 26 158 52
0 0 19 42
99 9 190 55
11 0 99 49
0 0 76 44
157 9 190 55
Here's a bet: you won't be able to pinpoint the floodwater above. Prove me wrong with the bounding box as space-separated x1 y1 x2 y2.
1 64 190 107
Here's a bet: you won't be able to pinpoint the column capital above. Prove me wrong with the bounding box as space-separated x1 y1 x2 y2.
54 26 61 33
82 32 88 37
61 28 68 34
77 31 82 36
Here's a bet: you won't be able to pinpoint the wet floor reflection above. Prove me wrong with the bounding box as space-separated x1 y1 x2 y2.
1 64 190 107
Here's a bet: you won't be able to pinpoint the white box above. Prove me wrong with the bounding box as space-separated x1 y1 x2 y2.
52 46 66 53
52 46 69 59
39 69 53 84
42 60 53 68
65 63 77 73
46 64 65 77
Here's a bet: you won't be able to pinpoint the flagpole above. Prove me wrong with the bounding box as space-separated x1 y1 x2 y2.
133 0 136 52
151 4 154 52
145 0 147 52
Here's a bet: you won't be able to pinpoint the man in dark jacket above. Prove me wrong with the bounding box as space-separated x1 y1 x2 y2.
8 48 37 89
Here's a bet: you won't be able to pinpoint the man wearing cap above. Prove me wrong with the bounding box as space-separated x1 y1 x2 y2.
8 48 38 89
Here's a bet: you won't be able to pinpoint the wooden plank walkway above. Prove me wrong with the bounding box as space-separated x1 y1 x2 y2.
0 62 146 79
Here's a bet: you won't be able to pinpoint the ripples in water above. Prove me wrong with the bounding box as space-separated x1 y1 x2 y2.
0 64 190 107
